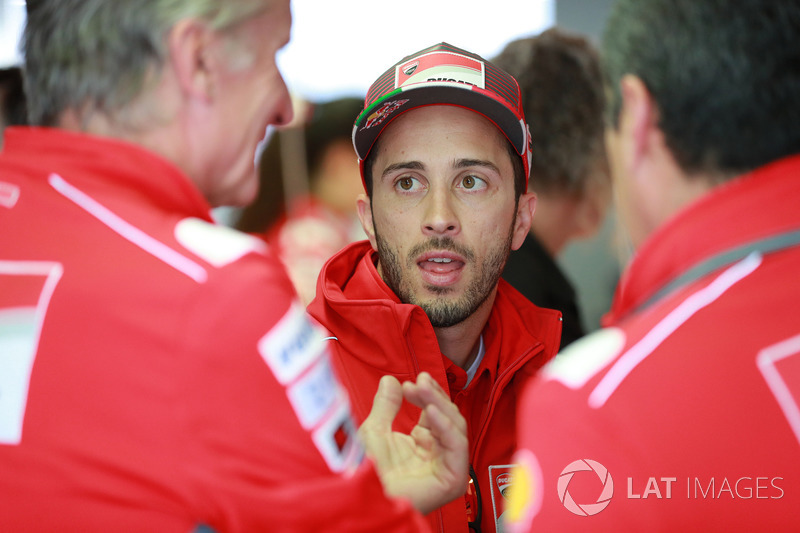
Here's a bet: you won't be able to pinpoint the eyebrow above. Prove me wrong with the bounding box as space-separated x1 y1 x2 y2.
381 161 425 179
455 159 501 174
380 158 500 179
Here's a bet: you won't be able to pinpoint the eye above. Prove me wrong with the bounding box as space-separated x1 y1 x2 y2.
395 176 422 192
459 174 487 191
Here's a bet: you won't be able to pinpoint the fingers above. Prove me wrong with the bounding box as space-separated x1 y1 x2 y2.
401 371 442 408
359 372 469 513
409 424 435 453
403 372 466 436
422 402 468 476
416 403 469 505
407 372 469 500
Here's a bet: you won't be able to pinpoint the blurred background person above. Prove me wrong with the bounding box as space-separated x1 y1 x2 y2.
493 28 611 349
236 97 366 303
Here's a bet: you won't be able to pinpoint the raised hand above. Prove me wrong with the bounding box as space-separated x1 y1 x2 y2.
358 372 469 515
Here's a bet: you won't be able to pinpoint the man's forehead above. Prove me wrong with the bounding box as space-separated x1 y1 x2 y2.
388 104 497 129
378 107 506 150
376 111 510 160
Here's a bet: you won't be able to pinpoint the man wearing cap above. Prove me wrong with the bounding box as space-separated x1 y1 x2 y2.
308 43 562 532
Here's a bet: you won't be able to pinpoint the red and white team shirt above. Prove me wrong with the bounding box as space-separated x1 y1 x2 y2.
0 127 428 532
506 155 800 531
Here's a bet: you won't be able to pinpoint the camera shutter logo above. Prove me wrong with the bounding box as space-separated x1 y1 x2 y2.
558 459 614 516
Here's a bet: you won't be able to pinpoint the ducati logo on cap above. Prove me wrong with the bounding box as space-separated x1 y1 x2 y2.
402 61 419 76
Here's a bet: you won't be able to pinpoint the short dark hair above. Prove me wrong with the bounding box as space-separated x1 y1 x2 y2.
492 28 608 197
603 0 800 180
362 113 526 200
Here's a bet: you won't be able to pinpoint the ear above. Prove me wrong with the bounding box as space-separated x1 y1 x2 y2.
356 193 378 251
511 191 536 251
617 74 658 177
167 19 216 102
573 176 612 240
571 193 606 240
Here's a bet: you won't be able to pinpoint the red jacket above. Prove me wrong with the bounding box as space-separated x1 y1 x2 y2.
308 241 562 532
0 127 429 532
508 155 800 532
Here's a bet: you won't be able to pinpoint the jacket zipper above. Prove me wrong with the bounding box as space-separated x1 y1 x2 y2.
471 342 542 463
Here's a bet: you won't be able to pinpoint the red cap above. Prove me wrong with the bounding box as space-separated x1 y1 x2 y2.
353 42 532 190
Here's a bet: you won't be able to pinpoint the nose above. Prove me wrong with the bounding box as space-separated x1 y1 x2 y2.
422 186 460 237
271 73 294 127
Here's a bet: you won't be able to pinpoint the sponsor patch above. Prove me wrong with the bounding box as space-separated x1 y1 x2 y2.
312 400 363 473
396 50 485 89
286 356 345 429
258 302 327 385
489 464 517 531
258 304 362 473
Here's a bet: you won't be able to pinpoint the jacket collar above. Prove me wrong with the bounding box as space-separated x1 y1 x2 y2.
3 127 213 220
308 240 561 380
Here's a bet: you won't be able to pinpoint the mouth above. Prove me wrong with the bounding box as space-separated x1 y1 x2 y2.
416 250 466 287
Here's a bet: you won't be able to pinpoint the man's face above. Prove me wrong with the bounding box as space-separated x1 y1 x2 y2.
358 105 532 327
204 0 293 207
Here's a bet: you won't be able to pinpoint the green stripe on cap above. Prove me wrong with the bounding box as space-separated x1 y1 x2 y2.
356 88 404 126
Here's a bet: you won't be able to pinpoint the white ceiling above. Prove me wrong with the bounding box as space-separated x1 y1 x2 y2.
278 0 555 101
0 0 554 100
0 0 25 68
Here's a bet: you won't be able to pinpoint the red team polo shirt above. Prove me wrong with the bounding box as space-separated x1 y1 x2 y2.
506 156 800 531
0 128 429 532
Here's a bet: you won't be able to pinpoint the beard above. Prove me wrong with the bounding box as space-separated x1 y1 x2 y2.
374 220 516 328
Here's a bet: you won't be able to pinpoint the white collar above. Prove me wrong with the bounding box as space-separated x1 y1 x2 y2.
464 335 485 389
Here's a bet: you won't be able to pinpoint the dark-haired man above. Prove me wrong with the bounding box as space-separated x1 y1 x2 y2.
507 0 800 530
308 42 562 532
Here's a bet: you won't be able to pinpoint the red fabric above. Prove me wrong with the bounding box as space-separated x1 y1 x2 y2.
307 241 562 532
0 127 429 532
509 155 800 532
